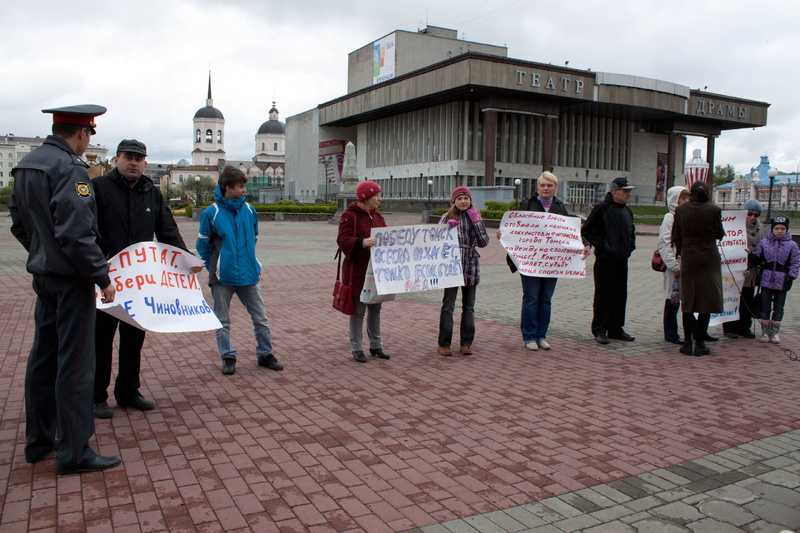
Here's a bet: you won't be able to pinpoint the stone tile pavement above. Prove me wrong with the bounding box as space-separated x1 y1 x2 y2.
0 211 798 532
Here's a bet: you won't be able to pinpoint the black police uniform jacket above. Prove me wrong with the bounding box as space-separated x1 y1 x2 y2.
93 168 188 258
9 135 111 288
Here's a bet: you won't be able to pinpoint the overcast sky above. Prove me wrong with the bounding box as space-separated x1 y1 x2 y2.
5 0 799 177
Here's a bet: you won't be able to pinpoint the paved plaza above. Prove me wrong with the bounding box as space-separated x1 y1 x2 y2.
0 211 799 532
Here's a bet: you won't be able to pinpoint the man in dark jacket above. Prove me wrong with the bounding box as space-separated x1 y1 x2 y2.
581 177 637 344
9 104 120 474
93 139 197 418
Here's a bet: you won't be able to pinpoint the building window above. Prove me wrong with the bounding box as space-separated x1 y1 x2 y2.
204 158 209 164
261 143 265 150
273 143 278 150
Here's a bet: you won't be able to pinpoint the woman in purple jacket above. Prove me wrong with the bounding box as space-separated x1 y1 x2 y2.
751 216 800 344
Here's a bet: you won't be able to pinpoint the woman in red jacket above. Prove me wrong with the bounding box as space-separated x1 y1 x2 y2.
336 181 390 363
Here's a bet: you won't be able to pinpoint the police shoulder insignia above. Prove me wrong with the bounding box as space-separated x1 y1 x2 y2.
75 182 92 198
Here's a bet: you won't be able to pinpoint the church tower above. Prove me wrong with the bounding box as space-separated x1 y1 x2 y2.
254 99 286 164
192 71 226 166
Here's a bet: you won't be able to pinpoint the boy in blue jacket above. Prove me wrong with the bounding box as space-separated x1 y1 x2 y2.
197 166 283 375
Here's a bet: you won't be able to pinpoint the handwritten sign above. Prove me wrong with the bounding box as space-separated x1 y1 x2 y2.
498 211 586 278
710 211 748 326
96 242 221 332
369 224 464 294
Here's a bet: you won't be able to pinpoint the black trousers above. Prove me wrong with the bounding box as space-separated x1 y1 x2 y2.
591 258 629 335
95 310 145 404
25 274 97 469
683 312 711 341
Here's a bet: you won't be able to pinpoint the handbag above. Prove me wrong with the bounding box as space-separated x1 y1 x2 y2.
651 249 667 272
332 249 355 315
361 259 396 304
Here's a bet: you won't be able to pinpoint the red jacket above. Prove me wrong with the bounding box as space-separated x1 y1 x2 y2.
336 201 387 300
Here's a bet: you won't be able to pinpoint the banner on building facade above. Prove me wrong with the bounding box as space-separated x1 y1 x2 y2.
709 211 748 326
369 224 464 294
498 211 586 278
96 242 221 332
373 33 396 84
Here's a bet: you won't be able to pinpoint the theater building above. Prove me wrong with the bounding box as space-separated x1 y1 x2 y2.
286 26 769 206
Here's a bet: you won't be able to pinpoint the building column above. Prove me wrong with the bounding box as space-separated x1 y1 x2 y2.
483 110 497 186
542 116 556 174
667 132 676 188
706 136 716 183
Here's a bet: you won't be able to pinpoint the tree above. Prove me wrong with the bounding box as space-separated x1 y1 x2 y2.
0 179 13 206
713 164 736 185
179 175 217 205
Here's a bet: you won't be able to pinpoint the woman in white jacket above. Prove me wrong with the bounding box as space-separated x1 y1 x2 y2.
658 186 689 344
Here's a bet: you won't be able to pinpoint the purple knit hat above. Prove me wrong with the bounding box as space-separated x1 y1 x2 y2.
451 186 472 204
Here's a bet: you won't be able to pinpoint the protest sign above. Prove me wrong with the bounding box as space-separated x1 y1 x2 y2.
96 242 221 332
710 210 748 326
498 211 586 278
370 224 464 294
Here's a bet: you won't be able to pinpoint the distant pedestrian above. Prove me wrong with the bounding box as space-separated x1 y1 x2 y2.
197 166 284 375
498 172 589 351
581 177 637 344
9 104 121 474
437 186 489 356
658 186 689 344
750 216 800 344
336 181 390 363
671 181 724 356
722 199 764 339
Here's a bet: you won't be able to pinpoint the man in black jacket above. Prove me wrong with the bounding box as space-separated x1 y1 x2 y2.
93 139 197 418
581 177 637 344
10 104 120 474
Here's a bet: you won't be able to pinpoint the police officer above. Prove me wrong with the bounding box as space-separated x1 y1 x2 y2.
9 104 121 474
93 139 198 418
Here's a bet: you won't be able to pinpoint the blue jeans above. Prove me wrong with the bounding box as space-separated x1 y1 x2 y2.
759 288 787 322
520 275 558 343
211 283 273 360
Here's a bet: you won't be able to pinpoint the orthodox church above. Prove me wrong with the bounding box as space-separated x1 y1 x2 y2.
168 73 285 201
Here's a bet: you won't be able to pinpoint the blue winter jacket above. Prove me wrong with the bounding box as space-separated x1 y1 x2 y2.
196 186 261 286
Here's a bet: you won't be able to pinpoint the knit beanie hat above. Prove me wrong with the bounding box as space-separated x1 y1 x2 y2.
356 180 381 202
771 216 789 230
743 199 762 214
451 186 472 204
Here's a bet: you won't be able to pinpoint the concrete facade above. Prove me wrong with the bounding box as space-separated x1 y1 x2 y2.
286 26 769 206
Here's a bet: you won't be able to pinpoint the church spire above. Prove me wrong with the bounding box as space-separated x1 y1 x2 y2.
206 70 213 107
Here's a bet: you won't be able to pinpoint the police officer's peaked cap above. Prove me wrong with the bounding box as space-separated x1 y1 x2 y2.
42 104 107 134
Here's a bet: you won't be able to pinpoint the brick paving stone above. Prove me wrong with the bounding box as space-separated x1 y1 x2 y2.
686 518 748 532
2 215 800 532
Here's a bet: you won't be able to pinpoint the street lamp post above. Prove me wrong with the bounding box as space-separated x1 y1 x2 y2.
320 156 332 201
514 178 521 206
427 179 433 210
585 169 590 205
767 168 778 220
194 176 200 208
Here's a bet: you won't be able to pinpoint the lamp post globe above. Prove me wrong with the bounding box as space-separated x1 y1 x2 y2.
767 168 778 220
514 178 521 204
426 179 433 210
194 175 201 208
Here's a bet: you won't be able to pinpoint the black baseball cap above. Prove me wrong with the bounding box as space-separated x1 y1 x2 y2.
609 177 635 190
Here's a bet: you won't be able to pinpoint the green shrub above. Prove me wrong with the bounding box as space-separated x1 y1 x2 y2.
253 204 336 214
630 205 668 216
184 205 193 218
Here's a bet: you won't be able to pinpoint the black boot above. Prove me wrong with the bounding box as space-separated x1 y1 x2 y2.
369 348 390 359
679 340 694 355
693 340 710 356
352 350 367 363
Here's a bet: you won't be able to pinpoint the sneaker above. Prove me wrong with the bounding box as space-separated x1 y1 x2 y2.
438 346 453 356
258 354 284 371
537 339 551 350
94 402 113 419
221 358 236 375
525 342 539 351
